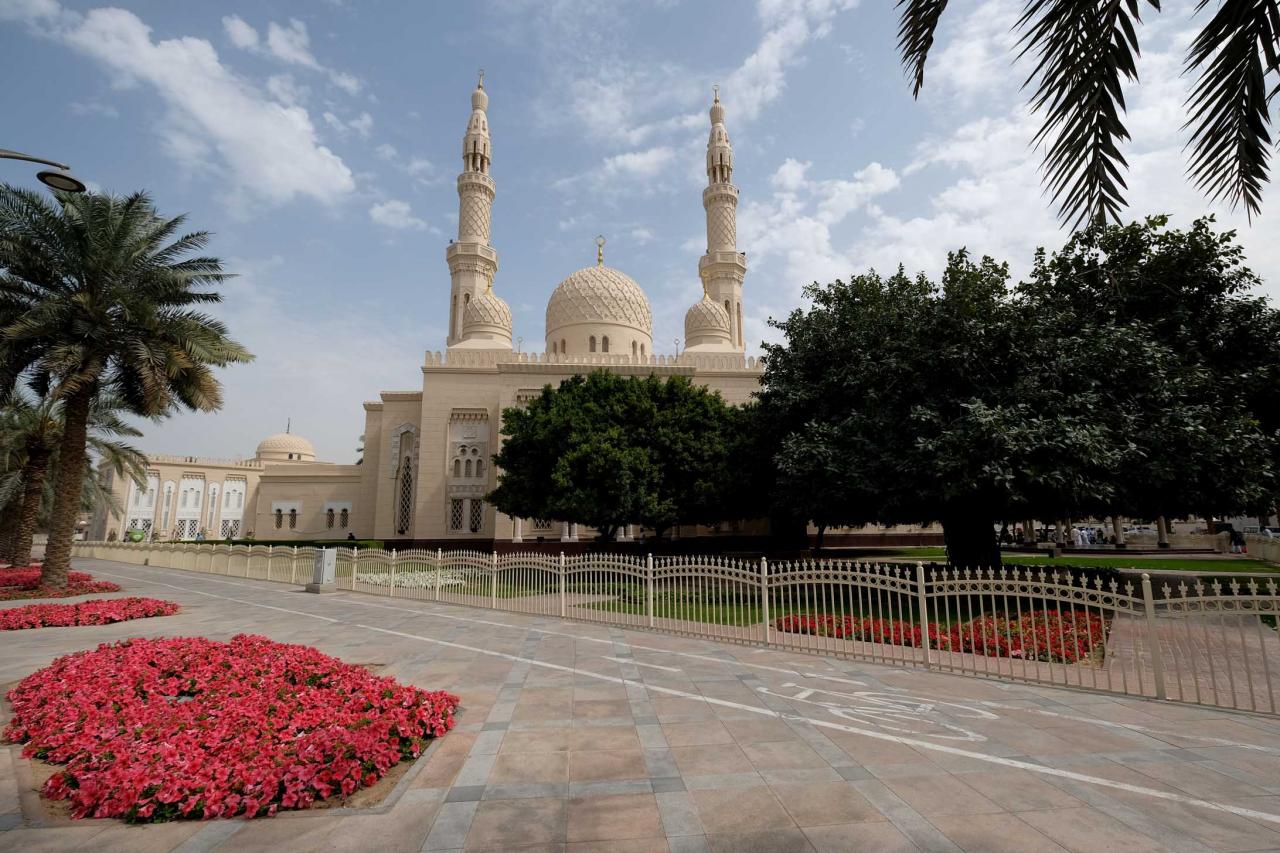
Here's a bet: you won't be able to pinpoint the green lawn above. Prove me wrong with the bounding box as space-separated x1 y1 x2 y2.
999 554 1277 573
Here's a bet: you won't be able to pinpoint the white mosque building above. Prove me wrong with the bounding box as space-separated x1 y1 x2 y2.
94 78 765 545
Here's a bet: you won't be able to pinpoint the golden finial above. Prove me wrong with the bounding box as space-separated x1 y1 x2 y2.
713 83 719 102
477 68 485 89
595 234 606 267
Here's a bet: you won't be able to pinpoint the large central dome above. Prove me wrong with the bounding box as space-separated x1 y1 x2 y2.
546 265 653 357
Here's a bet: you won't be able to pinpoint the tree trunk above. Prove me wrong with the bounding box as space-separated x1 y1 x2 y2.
1111 515 1127 549
4 448 50 567
0 502 17 565
814 524 826 554
942 510 1001 569
1156 515 1171 549
41 387 94 588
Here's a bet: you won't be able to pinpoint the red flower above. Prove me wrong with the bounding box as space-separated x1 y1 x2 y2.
0 598 179 630
0 567 121 601
4 635 460 823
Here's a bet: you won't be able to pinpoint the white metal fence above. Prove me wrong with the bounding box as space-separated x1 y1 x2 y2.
73 541 1280 716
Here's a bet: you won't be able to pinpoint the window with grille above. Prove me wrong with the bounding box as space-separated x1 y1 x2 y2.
275 509 283 529
469 499 483 533
533 518 553 531
449 498 464 531
453 459 461 477
340 508 349 528
326 508 335 529
289 509 297 529
396 456 414 535
220 519 241 538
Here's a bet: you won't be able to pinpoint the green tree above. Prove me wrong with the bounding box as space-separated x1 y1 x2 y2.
0 391 148 566
896 1 1280 225
0 187 252 585
760 218 1280 566
488 372 744 541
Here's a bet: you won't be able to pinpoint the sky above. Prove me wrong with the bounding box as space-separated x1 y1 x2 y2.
2 0 1276 464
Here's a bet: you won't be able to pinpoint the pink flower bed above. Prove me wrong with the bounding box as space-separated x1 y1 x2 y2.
0 597 179 630
776 609 1107 664
0 567 121 601
4 634 460 822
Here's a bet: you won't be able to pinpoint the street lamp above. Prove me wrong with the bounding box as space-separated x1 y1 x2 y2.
0 148 87 193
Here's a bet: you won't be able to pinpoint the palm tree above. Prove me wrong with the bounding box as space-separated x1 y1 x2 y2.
0 187 252 586
896 1 1280 227
0 391 147 566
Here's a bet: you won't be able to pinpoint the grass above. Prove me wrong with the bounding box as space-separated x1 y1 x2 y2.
999 555 1278 573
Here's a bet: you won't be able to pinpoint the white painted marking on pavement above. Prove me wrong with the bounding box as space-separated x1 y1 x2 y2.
88 564 1280 828
603 656 682 672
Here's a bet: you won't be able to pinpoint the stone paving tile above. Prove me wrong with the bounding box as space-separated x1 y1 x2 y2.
565 793 663 842
5 560 1280 853
801 821 921 852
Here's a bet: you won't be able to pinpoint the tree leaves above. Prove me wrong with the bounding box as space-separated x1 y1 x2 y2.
894 0 1280 225
1185 0 1280 219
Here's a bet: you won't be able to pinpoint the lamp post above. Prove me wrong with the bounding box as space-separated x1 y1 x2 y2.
0 148 87 193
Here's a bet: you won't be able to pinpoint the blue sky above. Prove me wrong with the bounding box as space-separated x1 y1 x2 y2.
2 0 1276 463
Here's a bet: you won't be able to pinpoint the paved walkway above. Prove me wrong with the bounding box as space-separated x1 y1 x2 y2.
3 560 1280 852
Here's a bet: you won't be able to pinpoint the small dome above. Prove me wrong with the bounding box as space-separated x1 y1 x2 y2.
464 288 512 330
685 295 731 338
455 287 513 349
256 432 316 462
546 266 653 356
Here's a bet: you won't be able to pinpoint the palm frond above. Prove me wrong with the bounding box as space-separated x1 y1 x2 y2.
1017 0 1161 228
897 0 951 97
1184 0 1280 219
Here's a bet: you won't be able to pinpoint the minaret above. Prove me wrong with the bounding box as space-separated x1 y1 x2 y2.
699 87 747 351
446 72 499 346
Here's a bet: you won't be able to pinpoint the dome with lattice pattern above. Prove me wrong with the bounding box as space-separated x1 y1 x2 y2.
545 266 653 357
455 286 513 349
255 432 316 462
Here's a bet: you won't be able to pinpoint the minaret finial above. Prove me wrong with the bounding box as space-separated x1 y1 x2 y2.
595 234 606 266
713 83 719 102
286 417 291 434
477 68 485 89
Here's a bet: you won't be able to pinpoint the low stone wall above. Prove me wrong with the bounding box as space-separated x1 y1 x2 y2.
1246 535 1280 565
1123 532 1225 552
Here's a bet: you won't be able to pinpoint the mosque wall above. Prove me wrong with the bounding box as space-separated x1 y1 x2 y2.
251 466 364 540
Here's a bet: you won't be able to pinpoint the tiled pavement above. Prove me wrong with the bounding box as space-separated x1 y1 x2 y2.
3 560 1280 852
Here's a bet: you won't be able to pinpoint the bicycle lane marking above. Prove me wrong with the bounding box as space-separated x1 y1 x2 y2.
88 565 1280 828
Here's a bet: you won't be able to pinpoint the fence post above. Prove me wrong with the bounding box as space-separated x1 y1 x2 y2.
291 546 299 584
351 546 358 591
390 549 398 598
559 552 566 618
915 562 933 669
435 548 443 601
760 556 771 644
1141 573 1168 700
491 551 498 610
266 545 273 580
646 554 655 628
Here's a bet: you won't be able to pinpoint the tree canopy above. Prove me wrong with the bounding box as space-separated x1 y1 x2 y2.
487 372 744 540
759 216 1280 566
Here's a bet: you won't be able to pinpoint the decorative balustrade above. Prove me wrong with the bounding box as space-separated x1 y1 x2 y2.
73 540 1280 716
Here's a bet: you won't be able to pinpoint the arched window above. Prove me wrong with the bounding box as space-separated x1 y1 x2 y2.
602 336 609 353
465 459 473 477
589 336 597 352
236 493 243 509
326 508 335 529
560 339 566 354
274 509 283 529
396 455 414 535
476 459 485 477
288 509 297 529
550 341 556 354
631 341 637 357
737 302 743 345
640 343 646 358
453 459 462 477
339 508 349 528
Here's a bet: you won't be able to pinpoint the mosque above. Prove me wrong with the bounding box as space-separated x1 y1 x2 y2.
92 77 767 545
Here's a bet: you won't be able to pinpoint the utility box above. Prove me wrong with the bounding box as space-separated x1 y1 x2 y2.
306 548 337 593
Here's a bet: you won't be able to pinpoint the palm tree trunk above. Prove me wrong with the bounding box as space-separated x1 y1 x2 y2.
41 387 94 587
0 502 17 565
4 448 50 567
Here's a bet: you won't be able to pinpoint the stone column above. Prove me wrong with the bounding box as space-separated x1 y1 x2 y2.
512 516 522 543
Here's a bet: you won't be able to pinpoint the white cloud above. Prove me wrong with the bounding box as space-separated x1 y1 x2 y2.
221 13 361 95
322 110 373 138
221 14 258 51
375 143 398 161
265 73 307 106
630 227 656 245
369 199 429 231
601 146 676 179
12 3 355 209
771 158 811 191
69 100 118 118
